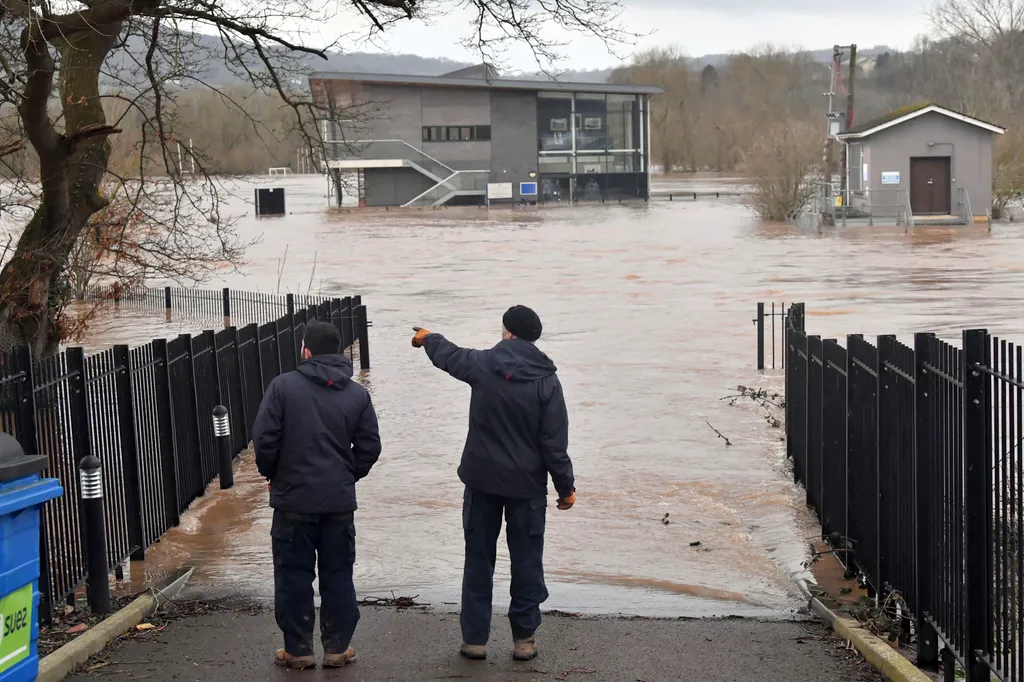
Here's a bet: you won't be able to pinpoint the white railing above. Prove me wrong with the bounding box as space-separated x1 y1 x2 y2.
323 137 491 206
404 170 490 207
325 139 453 181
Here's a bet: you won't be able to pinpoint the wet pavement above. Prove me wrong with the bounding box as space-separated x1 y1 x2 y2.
79 174 1024 620
66 604 883 682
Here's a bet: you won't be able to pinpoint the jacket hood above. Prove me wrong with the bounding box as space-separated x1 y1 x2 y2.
489 339 556 382
297 354 353 389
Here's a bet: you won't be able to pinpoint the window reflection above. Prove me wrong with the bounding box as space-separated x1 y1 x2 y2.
535 91 649 203
574 93 606 152
538 92 572 152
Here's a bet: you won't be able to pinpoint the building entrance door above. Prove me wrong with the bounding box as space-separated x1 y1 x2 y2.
909 157 951 215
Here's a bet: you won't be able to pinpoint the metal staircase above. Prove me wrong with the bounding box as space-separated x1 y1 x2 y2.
325 139 489 207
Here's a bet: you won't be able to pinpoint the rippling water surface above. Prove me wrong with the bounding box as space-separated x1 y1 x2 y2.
84 175 1024 617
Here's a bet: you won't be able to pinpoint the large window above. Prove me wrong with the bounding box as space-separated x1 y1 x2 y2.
538 92 572 152
423 125 491 142
607 94 640 151
574 93 607 151
535 91 649 202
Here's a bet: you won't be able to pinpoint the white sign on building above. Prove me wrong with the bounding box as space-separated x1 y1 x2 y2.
487 182 513 200
881 171 900 185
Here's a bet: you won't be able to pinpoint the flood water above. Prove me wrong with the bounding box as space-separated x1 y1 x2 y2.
83 175 1024 618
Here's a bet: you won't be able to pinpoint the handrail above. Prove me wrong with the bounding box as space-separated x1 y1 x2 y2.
904 189 915 229
327 138 456 175
403 170 490 207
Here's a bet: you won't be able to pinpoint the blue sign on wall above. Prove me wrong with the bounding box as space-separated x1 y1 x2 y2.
520 182 538 196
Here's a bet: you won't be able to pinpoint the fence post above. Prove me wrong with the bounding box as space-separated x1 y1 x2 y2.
164 286 172 322
180 334 204 499
356 305 370 370
151 339 180 528
913 333 938 669
12 345 38 455
78 454 110 615
351 296 362 359
213 405 233 489
112 345 145 561
13 345 53 624
962 329 992 682
286 293 295 318
340 296 353 351
223 288 231 329
756 302 765 370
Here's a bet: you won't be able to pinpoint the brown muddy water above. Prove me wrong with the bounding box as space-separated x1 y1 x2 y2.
84 175 1024 618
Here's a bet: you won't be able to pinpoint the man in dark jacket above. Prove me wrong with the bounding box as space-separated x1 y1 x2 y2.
253 320 381 670
411 305 575 662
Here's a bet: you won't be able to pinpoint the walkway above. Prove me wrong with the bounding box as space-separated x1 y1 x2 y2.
67 602 881 682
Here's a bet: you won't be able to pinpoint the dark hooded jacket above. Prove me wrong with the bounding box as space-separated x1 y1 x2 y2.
253 354 381 514
422 335 574 499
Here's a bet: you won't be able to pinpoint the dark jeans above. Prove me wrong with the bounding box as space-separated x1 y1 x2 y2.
271 510 360 656
461 487 548 646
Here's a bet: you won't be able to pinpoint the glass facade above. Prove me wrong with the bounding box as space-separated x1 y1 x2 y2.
536 91 648 202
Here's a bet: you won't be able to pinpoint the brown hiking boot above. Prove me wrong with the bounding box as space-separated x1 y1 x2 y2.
460 643 487 660
274 649 316 670
323 648 356 668
513 637 537 661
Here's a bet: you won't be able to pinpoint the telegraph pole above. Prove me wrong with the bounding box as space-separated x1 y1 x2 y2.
839 44 857 197
824 47 841 192
824 44 857 205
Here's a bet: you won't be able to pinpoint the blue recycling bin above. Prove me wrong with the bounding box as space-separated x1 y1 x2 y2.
0 432 62 682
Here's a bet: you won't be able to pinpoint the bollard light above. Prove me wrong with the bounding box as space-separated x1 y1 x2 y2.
78 454 110 615
213 405 234 490
212 404 231 438
78 455 103 500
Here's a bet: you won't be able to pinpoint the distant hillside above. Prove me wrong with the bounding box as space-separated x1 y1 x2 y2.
104 31 896 88
692 45 893 68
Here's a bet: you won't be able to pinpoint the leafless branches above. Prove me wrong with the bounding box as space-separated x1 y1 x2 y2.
742 121 821 222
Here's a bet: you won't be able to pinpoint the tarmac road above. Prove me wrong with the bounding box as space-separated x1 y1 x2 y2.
66 602 882 682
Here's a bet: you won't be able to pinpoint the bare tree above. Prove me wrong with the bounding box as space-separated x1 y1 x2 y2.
743 121 821 222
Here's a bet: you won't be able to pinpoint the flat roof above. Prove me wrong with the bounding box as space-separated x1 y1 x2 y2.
310 71 663 95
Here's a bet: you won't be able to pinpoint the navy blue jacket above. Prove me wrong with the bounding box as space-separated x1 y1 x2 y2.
253 354 381 514
422 335 574 499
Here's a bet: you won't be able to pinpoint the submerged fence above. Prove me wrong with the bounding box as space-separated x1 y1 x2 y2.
1 290 369 623
784 303 1022 682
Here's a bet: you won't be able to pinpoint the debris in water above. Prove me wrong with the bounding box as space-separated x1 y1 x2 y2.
662 513 670 525
689 541 702 547
705 420 732 446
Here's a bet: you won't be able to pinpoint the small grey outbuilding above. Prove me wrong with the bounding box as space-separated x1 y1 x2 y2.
838 103 1005 224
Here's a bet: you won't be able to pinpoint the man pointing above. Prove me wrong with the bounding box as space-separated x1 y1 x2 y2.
412 305 575 662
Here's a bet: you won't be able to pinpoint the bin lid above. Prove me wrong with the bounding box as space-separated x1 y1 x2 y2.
0 432 49 483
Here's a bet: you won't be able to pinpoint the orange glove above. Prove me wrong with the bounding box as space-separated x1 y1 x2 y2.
557 490 576 510
412 327 431 348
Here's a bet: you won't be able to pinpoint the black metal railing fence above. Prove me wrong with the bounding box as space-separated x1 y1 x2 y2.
2 289 370 623
783 303 1022 682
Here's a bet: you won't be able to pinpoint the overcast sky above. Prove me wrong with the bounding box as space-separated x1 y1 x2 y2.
310 0 935 71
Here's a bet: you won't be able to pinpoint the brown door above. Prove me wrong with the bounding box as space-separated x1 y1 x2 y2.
909 157 951 215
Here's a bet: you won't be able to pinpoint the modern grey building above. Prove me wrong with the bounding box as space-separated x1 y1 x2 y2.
837 103 1005 223
309 65 662 208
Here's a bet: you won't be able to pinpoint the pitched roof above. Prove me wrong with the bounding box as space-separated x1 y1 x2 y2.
838 103 1005 139
309 71 663 95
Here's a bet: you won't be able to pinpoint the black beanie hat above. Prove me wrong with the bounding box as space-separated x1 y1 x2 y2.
502 305 543 342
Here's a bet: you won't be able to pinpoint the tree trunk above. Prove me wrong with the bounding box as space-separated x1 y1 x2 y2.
0 23 121 358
